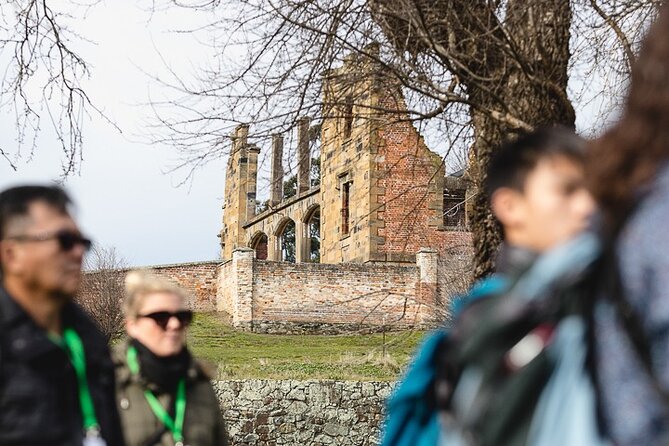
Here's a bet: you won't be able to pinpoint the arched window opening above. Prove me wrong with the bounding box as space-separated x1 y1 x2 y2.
307 208 320 263
250 232 268 260
279 219 296 263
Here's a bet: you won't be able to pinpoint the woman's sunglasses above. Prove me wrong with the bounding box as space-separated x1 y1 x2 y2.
137 310 194 330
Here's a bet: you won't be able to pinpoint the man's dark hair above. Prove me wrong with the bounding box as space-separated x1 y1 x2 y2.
484 127 586 200
0 185 72 241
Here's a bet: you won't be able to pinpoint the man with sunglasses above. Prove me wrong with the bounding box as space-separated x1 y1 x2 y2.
0 185 124 446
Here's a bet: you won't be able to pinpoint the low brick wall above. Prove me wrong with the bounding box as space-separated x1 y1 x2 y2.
252 261 421 329
82 261 220 313
216 380 394 446
217 248 458 332
145 261 220 312
437 246 474 319
217 260 235 315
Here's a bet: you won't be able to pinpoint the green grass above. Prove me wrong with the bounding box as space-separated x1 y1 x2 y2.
187 312 426 381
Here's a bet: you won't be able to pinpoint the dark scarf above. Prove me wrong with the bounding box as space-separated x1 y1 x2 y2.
129 338 191 392
495 242 538 279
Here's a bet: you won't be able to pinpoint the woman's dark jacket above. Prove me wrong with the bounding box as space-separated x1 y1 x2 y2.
113 341 228 446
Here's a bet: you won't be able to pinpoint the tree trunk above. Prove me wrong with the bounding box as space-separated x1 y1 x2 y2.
370 0 575 278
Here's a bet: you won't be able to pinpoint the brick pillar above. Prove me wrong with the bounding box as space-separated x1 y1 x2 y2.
270 134 284 206
416 248 439 325
231 248 255 330
297 117 311 194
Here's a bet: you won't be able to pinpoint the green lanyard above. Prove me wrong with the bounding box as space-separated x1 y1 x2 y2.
52 328 101 437
127 345 187 445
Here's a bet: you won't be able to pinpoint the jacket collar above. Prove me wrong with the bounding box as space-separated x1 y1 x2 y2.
495 243 539 279
114 340 206 391
0 285 108 364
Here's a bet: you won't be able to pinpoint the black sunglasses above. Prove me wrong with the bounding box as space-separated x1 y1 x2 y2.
137 310 194 330
7 230 92 252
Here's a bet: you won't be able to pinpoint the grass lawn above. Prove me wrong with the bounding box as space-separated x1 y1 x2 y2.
187 312 427 381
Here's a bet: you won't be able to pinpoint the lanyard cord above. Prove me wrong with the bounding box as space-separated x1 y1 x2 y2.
59 328 100 435
126 345 187 443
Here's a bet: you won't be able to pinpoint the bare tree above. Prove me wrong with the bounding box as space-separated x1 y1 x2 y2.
0 1 661 275
77 245 127 341
0 0 110 176
145 0 659 277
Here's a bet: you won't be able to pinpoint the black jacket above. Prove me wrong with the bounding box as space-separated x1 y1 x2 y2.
0 286 125 446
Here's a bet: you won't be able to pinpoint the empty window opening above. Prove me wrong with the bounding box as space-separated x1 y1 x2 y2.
443 189 466 228
343 96 353 139
307 208 320 263
341 181 352 236
279 220 296 262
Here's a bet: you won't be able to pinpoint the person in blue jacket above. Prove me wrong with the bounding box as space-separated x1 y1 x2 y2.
381 127 595 446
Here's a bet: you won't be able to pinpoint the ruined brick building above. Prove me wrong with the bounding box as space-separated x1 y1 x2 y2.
219 50 469 267
211 49 472 332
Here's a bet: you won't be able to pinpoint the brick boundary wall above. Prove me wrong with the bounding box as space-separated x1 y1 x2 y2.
437 245 475 320
147 261 220 312
216 379 395 446
81 260 220 313
217 248 445 333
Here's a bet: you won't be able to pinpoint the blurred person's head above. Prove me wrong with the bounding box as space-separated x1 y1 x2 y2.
0 185 90 299
589 4 669 231
485 127 595 253
124 271 193 357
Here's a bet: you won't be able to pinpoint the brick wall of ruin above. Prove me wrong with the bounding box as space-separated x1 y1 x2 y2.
217 248 443 333
374 92 473 262
252 261 420 330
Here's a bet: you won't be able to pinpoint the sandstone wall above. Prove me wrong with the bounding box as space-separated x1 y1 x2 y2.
216 380 394 446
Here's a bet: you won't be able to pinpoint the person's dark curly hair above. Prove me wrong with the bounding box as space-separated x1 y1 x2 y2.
589 4 669 232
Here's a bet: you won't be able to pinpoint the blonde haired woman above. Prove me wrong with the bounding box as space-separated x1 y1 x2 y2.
114 271 227 446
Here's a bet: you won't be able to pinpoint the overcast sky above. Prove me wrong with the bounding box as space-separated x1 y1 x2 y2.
0 3 620 268
0 3 229 267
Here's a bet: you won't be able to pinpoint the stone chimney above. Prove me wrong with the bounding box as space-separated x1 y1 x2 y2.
297 117 311 194
233 124 249 153
220 123 256 260
270 134 284 206
246 144 260 220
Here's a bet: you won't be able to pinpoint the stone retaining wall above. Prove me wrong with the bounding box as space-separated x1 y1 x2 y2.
216 380 395 446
